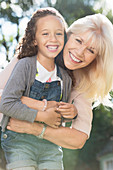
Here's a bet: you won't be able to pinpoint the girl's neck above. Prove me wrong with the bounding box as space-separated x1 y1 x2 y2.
37 56 55 72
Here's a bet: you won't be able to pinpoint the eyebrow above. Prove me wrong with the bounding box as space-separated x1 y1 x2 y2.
41 29 64 31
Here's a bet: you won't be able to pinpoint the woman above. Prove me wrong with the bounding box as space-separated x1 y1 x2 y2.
0 13 113 151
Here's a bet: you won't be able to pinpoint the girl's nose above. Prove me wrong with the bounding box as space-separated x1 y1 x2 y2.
50 34 57 41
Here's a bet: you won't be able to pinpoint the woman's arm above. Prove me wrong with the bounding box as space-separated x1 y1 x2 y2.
69 89 93 138
7 118 87 149
44 124 87 149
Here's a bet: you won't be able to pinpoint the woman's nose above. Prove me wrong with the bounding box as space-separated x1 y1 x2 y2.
77 45 86 56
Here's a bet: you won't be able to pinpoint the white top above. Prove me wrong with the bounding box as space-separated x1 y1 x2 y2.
36 60 61 83
0 57 93 137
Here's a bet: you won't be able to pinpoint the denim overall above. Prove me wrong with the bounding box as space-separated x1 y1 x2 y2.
1 66 64 170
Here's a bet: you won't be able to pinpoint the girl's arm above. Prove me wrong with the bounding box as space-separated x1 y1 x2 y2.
0 57 58 110
0 58 61 128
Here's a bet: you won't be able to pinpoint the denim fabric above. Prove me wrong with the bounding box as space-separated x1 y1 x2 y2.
1 78 64 170
29 80 61 102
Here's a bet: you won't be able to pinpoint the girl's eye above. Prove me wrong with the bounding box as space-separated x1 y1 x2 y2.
75 38 82 44
56 33 63 35
42 33 48 35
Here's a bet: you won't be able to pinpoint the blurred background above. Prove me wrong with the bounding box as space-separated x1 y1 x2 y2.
0 0 113 170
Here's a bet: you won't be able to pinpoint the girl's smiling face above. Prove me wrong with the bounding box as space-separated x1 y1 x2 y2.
34 15 65 62
63 32 98 70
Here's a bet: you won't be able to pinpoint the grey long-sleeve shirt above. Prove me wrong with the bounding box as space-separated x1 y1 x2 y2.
0 56 72 131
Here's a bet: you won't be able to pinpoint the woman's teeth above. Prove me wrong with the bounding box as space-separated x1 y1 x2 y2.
70 52 81 63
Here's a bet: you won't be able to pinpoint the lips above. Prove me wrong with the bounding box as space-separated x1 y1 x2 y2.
69 52 82 63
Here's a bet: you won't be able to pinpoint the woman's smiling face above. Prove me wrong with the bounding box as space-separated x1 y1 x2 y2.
63 31 98 70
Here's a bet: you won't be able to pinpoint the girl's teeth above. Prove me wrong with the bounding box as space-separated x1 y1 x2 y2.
70 52 81 62
47 46 58 50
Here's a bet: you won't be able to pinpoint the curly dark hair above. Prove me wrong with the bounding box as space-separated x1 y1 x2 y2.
16 7 67 59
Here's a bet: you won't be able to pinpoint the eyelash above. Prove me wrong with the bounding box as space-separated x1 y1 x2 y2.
76 38 82 44
42 33 48 35
88 49 94 54
56 33 63 35
42 33 63 36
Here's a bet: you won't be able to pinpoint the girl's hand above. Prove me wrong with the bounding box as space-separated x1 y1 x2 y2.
57 102 78 119
46 101 60 109
38 107 61 128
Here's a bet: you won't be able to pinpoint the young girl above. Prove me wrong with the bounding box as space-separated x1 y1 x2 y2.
0 7 76 170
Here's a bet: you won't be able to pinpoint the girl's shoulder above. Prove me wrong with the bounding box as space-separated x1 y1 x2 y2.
17 56 36 67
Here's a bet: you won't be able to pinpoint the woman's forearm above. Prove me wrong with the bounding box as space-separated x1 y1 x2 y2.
7 118 87 149
25 121 88 149
44 126 87 149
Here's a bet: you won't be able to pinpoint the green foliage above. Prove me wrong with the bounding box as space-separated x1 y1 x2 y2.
54 0 95 25
109 90 113 99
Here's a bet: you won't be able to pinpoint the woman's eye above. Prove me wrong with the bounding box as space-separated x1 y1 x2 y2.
75 38 82 44
88 49 94 54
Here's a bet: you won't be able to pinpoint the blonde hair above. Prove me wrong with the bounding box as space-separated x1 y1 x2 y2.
67 13 113 101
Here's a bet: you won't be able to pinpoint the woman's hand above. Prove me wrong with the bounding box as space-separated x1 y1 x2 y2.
57 102 78 119
7 118 43 136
